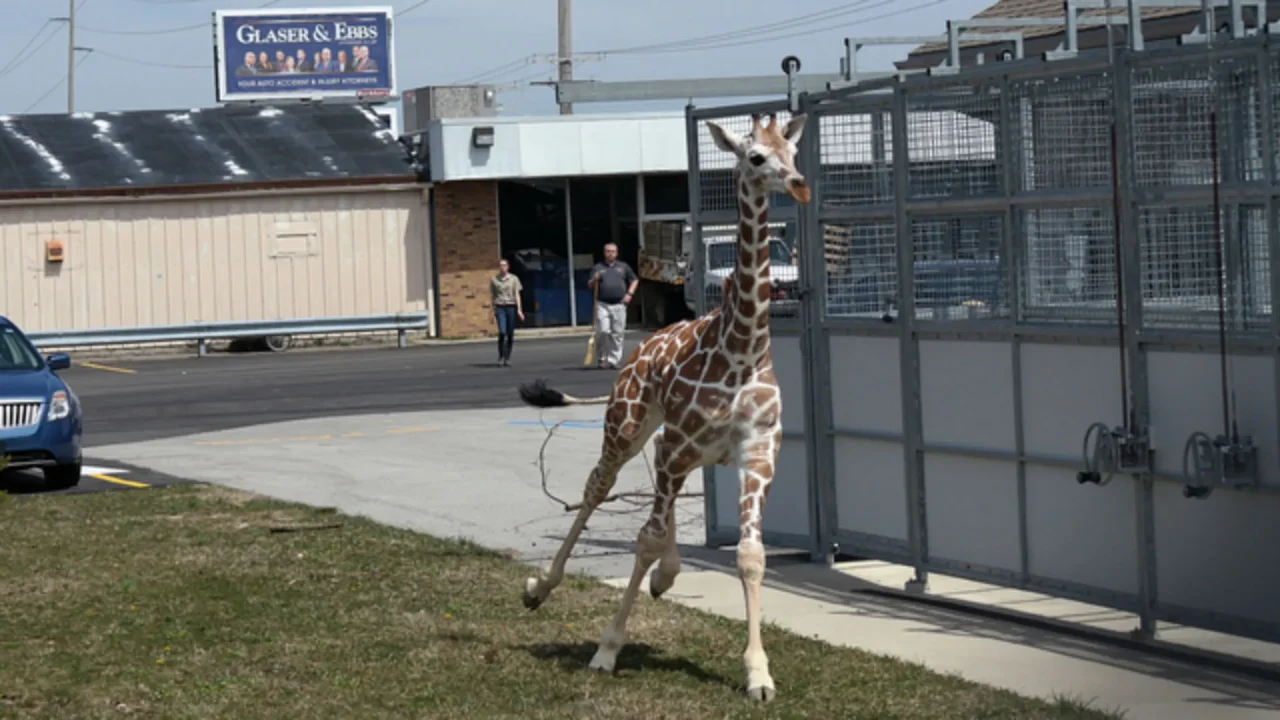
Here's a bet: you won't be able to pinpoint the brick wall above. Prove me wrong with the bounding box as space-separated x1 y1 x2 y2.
434 180 499 338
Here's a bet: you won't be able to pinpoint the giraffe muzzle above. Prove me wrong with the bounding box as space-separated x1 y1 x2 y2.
786 178 811 204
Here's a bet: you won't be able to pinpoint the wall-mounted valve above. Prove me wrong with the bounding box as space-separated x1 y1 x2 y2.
1077 422 1152 486
1181 431 1259 499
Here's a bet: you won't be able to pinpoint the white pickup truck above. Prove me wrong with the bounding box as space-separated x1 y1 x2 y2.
683 223 800 316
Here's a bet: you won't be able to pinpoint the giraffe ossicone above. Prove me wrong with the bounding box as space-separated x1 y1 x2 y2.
515 111 810 702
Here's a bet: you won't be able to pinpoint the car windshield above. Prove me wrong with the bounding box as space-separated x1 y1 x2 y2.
707 240 792 270
0 326 43 372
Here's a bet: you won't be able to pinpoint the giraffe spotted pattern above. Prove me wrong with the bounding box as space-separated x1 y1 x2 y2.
515 113 810 702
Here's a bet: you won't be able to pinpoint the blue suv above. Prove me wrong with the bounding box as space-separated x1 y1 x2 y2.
0 316 83 489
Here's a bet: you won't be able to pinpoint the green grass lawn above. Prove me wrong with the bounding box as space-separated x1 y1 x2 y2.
0 483 1125 719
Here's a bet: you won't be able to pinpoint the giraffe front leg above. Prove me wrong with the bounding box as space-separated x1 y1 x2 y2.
736 430 780 701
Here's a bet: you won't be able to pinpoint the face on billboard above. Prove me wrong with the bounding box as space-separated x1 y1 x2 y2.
217 8 395 102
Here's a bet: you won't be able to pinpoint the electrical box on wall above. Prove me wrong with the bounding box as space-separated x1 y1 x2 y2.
45 238 65 263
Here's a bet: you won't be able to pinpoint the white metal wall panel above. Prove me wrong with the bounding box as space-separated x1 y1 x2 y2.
923 455 1021 572
1146 352 1279 484
705 334 813 547
773 334 807 432
920 339 1016 451
829 335 902 434
1021 343 1126 459
834 437 908 542
1024 465 1140 595
1152 482 1280 625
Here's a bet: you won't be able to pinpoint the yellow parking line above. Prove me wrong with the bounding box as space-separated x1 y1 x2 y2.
80 361 137 374
90 473 149 489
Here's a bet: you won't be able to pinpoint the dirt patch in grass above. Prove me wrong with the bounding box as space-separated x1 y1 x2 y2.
0 484 1125 719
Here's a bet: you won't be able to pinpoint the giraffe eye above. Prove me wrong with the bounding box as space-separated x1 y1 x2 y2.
748 152 766 167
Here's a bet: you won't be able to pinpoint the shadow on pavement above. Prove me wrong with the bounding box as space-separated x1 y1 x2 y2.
566 536 1280 715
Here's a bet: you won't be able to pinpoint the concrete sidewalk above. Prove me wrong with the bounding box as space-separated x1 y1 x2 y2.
87 405 1280 720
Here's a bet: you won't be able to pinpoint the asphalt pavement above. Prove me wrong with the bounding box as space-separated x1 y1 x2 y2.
62 334 638 448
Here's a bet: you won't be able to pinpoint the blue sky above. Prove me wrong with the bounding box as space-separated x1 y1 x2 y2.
0 0 995 119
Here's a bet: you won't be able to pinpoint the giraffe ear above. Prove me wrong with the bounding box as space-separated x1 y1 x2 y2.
780 114 808 144
705 121 748 157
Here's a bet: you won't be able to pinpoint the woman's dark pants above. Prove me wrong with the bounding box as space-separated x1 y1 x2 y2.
494 305 517 362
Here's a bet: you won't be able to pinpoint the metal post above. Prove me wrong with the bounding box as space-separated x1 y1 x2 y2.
1129 0 1146 52
397 328 407 348
797 98 835 563
947 20 961 67
564 178 578 327
891 84 930 594
686 105 721 546
557 0 573 115
1112 53 1159 640
67 0 75 113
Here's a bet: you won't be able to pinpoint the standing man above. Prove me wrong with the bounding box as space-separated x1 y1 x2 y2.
490 258 525 367
588 243 638 369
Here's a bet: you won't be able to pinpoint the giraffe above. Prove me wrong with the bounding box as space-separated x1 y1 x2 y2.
516 112 810 702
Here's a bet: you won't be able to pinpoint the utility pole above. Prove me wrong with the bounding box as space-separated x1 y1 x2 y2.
67 0 75 113
557 0 572 115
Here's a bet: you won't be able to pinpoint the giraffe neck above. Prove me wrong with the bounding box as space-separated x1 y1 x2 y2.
719 174 773 362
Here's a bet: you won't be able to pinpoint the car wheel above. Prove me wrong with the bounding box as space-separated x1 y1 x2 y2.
43 462 81 491
264 335 293 352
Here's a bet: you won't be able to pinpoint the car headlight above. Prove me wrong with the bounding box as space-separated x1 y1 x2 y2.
48 391 71 421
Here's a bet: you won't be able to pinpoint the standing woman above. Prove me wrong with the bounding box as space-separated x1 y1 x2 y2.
490 258 525 367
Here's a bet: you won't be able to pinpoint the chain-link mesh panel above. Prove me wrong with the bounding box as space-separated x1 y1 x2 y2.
696 221 800 318
819 108 893 209
1216 56 1264 184
905 86 1001 199
1131 62 1217 188
910 215 1007 321
1018 207 1118 324
695 110 795 214
824 221 898 319
1138 204 1220 328
1135 203 1261 331
1009 71 1114 192
1238 204 1272 330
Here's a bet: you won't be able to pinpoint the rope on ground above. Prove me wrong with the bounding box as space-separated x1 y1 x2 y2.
534 414 704 516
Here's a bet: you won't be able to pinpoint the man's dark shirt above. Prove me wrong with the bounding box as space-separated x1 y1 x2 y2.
592 260 638 304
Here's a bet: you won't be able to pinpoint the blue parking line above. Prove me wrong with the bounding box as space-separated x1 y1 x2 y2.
507 419 603 429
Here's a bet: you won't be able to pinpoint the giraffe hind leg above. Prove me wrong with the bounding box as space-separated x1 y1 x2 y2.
521 394 658 611
587 431 689 673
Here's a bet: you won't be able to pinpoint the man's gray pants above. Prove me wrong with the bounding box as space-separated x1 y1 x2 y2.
595 302 627 366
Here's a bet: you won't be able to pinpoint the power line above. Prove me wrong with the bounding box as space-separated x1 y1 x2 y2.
91 48 207 69
451 0 947 89
25 51 92 113
604 0 950 55
78 0 282 36
0 24 66 82
585 0 882 55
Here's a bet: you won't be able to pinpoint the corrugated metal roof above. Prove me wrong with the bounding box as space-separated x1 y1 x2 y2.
907 0 1198 55
0 103 415 195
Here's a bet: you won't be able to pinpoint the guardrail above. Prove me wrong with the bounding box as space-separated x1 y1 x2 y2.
26 312 432 356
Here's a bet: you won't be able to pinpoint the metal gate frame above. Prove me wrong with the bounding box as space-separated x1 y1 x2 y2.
686 99 826 557
688 30 1280 647
806 38 1280 645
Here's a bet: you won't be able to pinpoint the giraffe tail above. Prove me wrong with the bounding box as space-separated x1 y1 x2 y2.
518 379 610 408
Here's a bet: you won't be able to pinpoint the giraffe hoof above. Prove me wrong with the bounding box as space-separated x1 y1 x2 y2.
746 684 777 702
522 577 544 610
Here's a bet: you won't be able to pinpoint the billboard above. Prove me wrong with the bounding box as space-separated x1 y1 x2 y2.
213 6 397 103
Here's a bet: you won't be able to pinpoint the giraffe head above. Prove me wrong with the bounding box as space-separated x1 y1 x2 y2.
705 113 810 204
